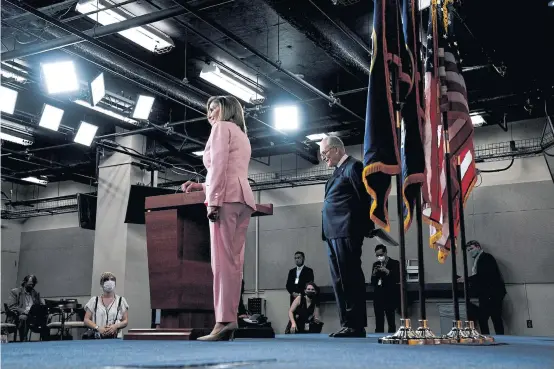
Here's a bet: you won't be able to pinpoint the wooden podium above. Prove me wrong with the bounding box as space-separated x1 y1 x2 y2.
124 191 273 340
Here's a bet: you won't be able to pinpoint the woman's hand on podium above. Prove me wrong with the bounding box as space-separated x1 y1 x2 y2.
181 181 203 193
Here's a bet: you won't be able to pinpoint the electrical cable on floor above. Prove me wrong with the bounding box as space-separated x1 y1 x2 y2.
477 158 515 173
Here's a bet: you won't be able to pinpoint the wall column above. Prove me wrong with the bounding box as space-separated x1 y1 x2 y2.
91 130 152 331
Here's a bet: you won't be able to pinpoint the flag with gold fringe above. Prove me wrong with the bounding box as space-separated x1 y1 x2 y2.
363 0 409 232
422 0 477 262
399 0 426 232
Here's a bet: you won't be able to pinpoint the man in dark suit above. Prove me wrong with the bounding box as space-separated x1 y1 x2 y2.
320 136 373 338
466 240 506 335
370 244 400 333
286 252 315 305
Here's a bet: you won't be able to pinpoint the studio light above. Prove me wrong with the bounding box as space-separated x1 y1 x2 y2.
74 121 98 146
0 86 18 114
132 95 155 120
199 64 264 103
0 132 33 146
22 176 49 186
192 151 204 156
90 72 106 106
75 0 174 53
274 105 299 131
41 61 79 94
39 104 64 131
74 100 139 125
470 113 486 127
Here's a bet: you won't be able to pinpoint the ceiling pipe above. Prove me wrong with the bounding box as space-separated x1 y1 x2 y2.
1 4 189 61
96 117 207 140
173 1 364 122
2 2 208 113
1 147 97 182
259 0 371 77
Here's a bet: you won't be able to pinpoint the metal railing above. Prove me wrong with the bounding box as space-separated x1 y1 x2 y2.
3 133 553 219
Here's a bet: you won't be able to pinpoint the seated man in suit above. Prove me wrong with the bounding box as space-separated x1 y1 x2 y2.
286 252 314 305
7 275 44 341
370 245 400 333
465 240 506 335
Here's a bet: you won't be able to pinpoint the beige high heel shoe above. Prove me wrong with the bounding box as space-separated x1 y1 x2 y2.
197 322 238 341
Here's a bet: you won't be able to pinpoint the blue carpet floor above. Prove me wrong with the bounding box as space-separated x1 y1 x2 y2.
2 334 553 369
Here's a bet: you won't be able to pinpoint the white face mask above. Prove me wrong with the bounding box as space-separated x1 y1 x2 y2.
103 280 116 293
377 256 386 262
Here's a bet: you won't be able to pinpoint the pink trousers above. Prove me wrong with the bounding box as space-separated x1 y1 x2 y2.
209 202 253 322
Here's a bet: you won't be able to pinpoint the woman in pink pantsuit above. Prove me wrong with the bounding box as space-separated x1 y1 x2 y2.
182 96 256 341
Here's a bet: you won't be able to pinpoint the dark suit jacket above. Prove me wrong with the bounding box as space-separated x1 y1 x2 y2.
469 252 506 301
322 156 374 240
286 266 315 304
370 258 400 303
7 287 42 315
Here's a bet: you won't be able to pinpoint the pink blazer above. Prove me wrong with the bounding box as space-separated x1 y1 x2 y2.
202 121 256 210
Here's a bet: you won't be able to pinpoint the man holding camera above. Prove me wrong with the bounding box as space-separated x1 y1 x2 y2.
370 245 400 333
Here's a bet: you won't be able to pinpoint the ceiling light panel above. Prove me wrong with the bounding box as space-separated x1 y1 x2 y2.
74 121 98 146
76 0 174 53
1 86 18 114
39 104 64 131
41 61 79 94
199 65 264 103
274 105 299 131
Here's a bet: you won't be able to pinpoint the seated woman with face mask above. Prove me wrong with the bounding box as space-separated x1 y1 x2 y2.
286 282 323 334
83 272 129 339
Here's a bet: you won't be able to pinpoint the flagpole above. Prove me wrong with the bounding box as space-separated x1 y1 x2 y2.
380 11 414 343
395 110 409 323
456 159 471 320
413 185 439 342
441 111 464 342
455 159 494 343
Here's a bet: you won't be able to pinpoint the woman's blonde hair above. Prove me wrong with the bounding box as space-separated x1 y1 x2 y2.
100 272 116 285
207 95 247 133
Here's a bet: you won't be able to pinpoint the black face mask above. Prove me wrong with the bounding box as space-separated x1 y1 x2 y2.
25 285 34 292
305 291 316 298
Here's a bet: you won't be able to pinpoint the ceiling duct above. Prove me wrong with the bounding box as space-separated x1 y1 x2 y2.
260 0 370 77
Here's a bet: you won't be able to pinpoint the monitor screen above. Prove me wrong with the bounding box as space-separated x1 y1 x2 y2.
77 193 97 230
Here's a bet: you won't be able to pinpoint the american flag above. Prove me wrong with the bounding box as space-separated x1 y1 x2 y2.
422 0 477 263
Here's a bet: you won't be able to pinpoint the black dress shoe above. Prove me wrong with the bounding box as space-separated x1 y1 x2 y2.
333 327 366 338
329 327 347 337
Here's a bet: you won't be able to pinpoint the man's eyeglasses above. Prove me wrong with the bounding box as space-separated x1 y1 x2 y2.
320 147 336 160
